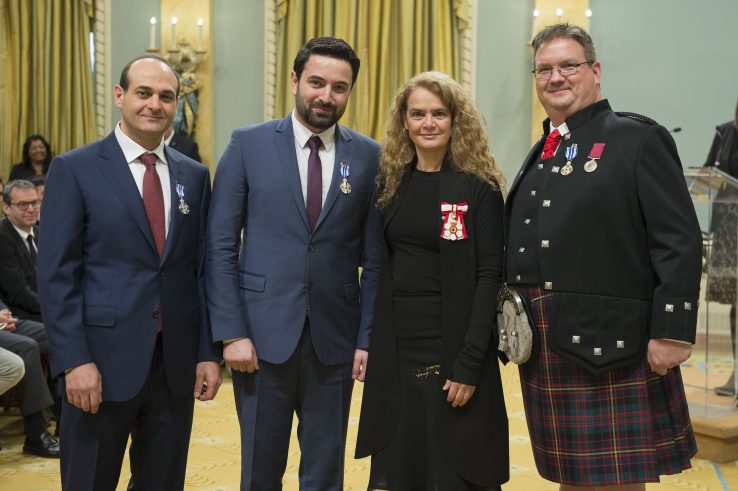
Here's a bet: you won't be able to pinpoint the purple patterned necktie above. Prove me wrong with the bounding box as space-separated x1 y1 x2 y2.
306 136 323 231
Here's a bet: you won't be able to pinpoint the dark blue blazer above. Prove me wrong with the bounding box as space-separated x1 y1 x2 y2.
206 116 382 365
37 133 220 401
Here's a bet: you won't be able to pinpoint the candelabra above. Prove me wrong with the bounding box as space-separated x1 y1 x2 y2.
146 16 206 138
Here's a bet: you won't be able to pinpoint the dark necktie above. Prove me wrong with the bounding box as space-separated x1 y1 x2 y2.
541 128 562 160
26 234 37 266
306 136 323 231
139 153 166 257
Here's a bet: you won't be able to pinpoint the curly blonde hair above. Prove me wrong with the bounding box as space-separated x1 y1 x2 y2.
376 71 505 208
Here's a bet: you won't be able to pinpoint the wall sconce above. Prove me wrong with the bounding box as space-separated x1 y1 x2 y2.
146 16 207 73
146 16 207 138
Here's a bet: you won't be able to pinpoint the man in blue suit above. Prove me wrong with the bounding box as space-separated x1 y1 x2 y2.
206 37 381 490
37 54 222 490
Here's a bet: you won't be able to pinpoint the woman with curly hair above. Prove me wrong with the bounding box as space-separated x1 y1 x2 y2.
8 135 52 181
356 72 509 490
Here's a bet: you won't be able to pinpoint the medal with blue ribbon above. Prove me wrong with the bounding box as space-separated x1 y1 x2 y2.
176 183 190 215
560 143 578 176
339 161 351 194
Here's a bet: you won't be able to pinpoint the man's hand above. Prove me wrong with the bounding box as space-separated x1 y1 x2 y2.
0 310 17 332
352 349 368 382
647 339 692 376
194 361 222 401
65 362 103 414
443 379 476 408
223 338 259 373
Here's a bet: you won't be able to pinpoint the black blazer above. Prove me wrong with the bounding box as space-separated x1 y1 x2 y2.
356 166 509 487
0 219 41 320
8 161 49 182
704 121 738 176
168 133 201 163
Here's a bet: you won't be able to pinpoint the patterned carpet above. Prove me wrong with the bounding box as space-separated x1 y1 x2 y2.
0 363 736 490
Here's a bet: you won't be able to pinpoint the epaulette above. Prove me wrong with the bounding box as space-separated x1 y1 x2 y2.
616 111 658 125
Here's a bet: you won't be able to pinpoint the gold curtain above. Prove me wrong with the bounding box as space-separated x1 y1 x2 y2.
274 0 469 141
0 0 96 180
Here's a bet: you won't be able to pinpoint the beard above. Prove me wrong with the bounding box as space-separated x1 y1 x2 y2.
295 91 346 131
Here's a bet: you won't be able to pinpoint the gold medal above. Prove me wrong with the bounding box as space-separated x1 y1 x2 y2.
560 162 573 176
340 178 351 194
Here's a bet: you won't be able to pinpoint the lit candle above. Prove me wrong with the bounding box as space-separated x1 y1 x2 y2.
556 8 564 21
532 9 540 35
170 17 177 50
149 17 157 50
197 18 204 51
585 9 593 18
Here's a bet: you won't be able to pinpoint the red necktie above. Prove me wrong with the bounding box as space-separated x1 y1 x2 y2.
306 136 323 231
139 153 165 333
139 153 166 256
541 128 561 160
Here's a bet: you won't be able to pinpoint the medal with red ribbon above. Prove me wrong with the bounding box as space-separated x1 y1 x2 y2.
584 143 605 172
440 202 469 241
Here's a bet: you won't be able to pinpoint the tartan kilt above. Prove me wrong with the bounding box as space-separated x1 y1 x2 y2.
516 287 697 486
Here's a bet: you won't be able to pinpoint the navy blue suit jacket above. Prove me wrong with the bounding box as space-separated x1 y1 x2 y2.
37 133 220 401
206 116 382 365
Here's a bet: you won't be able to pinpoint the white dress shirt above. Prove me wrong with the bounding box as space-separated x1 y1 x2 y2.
291 111 336 207
12 223 36 256
114 123 172 237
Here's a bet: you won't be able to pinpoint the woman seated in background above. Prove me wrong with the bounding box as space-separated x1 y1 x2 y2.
356 71 509 491
8 135 52 181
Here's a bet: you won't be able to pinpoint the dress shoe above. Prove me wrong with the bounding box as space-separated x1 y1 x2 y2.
714 371 736 396
23 431 60 458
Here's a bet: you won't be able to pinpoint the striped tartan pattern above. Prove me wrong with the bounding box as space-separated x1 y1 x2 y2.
515 287 697 486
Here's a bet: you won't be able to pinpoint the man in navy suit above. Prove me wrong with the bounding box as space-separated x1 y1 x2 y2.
37 54 222 490
206 37 381 490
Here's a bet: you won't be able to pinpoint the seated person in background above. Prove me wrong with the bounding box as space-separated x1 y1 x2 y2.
29 175 45 203
9 135 52 181
0 346 24 395
704 98 738 396
164 124 202 162
0 302 59 457
0 180 41 322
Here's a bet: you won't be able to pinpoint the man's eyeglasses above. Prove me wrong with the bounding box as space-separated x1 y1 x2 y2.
10 200 42 210
532 61 592 80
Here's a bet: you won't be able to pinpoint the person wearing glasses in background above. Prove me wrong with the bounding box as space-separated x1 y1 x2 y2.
0 180 42 322
504 24 701 490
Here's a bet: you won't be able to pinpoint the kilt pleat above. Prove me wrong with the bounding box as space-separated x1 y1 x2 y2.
516 287 697 486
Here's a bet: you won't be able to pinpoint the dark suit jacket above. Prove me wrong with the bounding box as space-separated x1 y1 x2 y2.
505 99 702 373
0 219 41 321
168 133 201 162
356 167 509 487
206 115 382 365
704 121 738 175
37 133 221 402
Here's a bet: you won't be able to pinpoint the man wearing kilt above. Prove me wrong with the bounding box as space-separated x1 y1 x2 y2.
504 24 702 490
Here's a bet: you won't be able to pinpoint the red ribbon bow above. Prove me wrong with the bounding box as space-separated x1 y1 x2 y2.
440 202 469 241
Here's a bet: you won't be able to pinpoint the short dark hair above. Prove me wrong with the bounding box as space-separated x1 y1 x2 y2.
118 54 180 97
3 180 36 205
293 37 360 87
532 23 597 68
29 175 45 188
22 135 52 168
